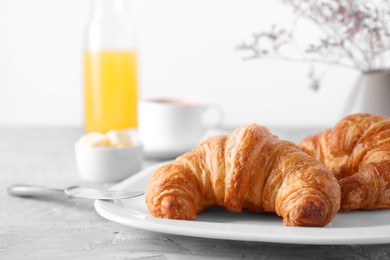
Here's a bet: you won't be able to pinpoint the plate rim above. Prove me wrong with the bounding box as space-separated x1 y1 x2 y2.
95 161 390 245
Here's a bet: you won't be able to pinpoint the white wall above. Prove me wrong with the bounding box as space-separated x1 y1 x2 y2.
0 0 359 128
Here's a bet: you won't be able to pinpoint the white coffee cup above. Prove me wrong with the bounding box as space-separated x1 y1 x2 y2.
138 98 223 158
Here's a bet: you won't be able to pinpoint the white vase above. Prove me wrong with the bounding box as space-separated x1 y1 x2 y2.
342 69 390 117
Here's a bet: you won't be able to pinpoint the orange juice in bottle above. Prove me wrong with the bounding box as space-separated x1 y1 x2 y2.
84 0 138 132
84 50 138 132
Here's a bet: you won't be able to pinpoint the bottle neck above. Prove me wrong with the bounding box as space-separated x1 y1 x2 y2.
92 0 125 17
86 0 136 50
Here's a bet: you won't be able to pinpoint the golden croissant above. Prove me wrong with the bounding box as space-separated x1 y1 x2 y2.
146 124 340 227
300 113 390 211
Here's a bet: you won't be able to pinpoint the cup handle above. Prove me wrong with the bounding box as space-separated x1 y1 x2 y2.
203 104 224 129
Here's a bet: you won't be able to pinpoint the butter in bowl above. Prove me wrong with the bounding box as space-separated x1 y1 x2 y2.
75 130 143 182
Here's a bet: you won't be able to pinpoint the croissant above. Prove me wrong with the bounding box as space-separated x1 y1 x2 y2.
299 113 390 211
145 124 340 227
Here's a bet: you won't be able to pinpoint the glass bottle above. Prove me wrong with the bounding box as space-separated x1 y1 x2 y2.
84 0 138 133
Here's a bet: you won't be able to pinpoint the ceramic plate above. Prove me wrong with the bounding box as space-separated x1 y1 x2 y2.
95 162 390 245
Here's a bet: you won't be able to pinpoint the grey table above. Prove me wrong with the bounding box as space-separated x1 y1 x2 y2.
1 127 390 259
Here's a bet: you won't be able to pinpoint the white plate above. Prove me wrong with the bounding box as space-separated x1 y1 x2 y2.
95 161 390 245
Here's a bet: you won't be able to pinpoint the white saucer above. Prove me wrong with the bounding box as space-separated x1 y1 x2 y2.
143 147 193 160
142 128 232 160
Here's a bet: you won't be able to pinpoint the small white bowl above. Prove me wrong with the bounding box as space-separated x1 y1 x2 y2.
75 142 143 183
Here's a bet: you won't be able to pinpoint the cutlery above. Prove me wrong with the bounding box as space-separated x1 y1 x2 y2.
7 184 144 200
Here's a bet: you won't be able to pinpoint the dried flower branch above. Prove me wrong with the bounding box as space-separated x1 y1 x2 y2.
237 0 390 89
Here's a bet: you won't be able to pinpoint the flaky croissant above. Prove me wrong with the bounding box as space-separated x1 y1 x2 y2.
300 113 390 211
146 124 340 227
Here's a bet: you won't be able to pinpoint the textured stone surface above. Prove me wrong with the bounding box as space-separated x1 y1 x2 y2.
1 127 390 259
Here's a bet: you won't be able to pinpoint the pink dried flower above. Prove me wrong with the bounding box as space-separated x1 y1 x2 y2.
237 0 390 76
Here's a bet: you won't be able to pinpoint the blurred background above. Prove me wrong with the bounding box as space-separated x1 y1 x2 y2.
0 0 359 129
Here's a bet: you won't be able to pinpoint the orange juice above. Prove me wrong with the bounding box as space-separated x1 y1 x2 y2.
84 50 138 132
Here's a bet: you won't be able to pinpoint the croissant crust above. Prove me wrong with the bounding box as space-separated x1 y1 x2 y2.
146 124 340 227
300 113 390 211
